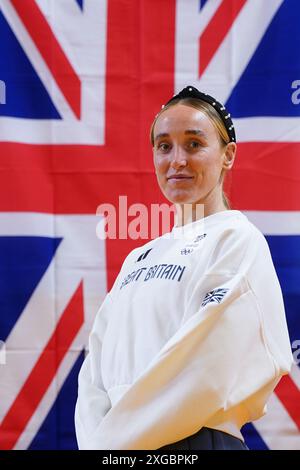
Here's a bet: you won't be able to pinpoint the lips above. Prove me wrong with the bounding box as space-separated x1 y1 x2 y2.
167 174 194 181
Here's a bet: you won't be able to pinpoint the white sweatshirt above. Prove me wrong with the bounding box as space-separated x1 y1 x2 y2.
75 209 293 450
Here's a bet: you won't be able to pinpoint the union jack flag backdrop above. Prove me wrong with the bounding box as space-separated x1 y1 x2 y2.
0 0 299 450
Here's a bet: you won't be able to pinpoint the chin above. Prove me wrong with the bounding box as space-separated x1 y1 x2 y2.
163 188 198 204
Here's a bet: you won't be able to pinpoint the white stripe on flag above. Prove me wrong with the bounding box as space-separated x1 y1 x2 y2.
0 0 77 121
253 392 300 450
235 117 300 142
14 329 85 450
196 0 284 103
289 364 300 390
243 211 300 235
175 0 223 90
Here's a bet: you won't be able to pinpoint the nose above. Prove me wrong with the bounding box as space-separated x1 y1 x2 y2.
170 145 187 170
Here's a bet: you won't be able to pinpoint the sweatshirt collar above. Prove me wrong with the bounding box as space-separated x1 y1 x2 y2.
170 210 245 238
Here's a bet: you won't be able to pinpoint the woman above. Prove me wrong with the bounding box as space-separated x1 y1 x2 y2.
75 85 293 450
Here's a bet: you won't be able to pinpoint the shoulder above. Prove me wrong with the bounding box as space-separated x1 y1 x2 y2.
232 212 275 272
234 212 270 253
206 211 271 272
215 210 268 248
206 211 256 246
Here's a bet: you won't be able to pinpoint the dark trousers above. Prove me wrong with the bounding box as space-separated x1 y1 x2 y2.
157 427 249 450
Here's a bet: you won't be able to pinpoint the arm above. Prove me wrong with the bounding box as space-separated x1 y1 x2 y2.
75 246 144 449
84 227 293 450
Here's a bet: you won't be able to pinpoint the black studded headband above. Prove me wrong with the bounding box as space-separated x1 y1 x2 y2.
163 85 236 143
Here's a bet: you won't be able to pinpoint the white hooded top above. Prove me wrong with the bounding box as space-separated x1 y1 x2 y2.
75 209 293 450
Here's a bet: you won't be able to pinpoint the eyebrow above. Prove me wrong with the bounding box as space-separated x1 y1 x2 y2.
184 129 206 137
154 129 207 142
154 132 169 142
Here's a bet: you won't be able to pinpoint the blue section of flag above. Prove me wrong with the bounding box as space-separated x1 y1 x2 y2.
242 422 269 450
199 0 209 10
75 0 84 11
0 236 62 341
226 0 300 117
266 235 300 352
28 351 85 450
0 12 61 119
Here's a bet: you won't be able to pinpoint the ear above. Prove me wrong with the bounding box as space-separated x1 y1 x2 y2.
222 142 237 170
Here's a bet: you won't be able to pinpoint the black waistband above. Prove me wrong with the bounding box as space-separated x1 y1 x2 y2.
157 427 249 450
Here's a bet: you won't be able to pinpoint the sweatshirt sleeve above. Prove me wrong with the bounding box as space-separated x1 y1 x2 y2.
74 291 113 449
82 225 293 450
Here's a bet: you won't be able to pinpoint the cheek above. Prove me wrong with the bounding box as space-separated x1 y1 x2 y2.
193 152 222 177
154 155 168 176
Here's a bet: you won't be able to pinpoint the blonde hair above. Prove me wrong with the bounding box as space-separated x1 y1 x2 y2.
150 97 232 209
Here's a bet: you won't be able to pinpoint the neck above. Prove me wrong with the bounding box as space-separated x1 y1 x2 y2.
175 191 227 227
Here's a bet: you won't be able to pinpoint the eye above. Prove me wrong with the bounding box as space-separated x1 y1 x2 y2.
157 142 171 152
188 140 201 149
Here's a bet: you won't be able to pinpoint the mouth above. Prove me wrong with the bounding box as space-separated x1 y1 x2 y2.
167 175 194 182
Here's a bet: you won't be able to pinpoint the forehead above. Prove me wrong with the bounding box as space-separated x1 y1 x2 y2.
154 103 217 138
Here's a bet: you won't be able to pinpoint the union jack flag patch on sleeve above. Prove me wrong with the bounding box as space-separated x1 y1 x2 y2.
201 288 229 307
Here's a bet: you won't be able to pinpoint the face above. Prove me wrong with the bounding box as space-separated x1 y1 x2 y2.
152 103 236 209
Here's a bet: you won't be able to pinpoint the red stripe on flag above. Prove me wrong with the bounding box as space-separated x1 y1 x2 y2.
229 142 300 210
0 142 299 213
0 282 84 450
11 0 81 119
275 375 300 430
199 0 247 76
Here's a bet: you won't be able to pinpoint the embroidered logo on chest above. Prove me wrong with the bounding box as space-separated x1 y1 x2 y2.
180 233 207 255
